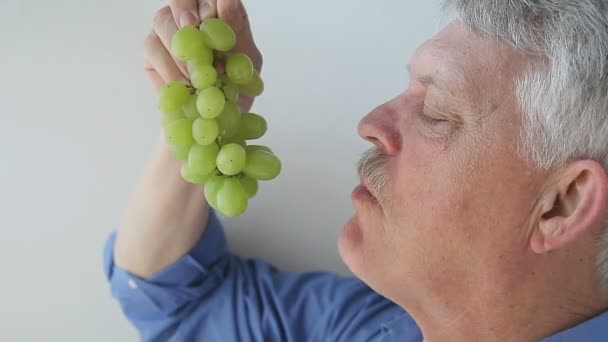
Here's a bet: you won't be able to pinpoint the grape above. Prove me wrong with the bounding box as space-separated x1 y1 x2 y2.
222 81 240 102
189 45 214 66
181 164 212 184
220 137 247 148
240 176 258 198
168 143 190 161
172 26 207 61
165 118 195 146
200 18 236 52
238 70 264 97
159 82 191 113
216 143 247 176
226 53 254 85
159 18 279 217
196 87 226 119
192 118 219 145
204 175 226 209
216 101 242 137
188 143 219 175
183 95 200 119
240 113 267 140
191 64 218 90
247 145 272 153
217 178 248 217
243 148 281 180
162 110 185 127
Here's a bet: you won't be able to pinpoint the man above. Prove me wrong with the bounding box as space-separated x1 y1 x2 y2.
103 0 608 340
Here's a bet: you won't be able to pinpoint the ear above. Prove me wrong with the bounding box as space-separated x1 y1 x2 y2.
530 161 608 254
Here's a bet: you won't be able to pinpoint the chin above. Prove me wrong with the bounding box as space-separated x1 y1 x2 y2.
338 214 369 278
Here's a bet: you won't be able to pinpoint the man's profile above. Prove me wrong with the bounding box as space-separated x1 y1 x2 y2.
104 0 608 340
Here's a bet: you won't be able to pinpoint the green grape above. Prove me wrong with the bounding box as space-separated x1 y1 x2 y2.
240 176 258 198
168 143 191 161
162 110 185 127
181 164 212 184
247 145 272 153
165 118 195 146
189 45 214 66
220 137 246 148
216 143 247 176
159 82 191 113
222 81 240 102
188 143 219 175
183 95 200 119
172 26 207 61
217 178 248 217
240 113 267 140
192 117 219 145
204 175 226 209
197 87 226 119
226 53 254 85
216 101 242 137
191 64 218 90
200 18 236 52
238 70 264 97
243 148 282 180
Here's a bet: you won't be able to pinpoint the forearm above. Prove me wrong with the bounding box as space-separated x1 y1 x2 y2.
113 94 256 278
114 137 210 278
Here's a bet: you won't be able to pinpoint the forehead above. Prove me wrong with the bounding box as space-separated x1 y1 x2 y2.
409 22 525 109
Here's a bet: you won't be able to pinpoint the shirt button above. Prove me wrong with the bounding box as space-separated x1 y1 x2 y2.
128 278 138 289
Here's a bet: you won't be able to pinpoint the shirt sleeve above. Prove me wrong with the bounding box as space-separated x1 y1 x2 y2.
103 210 416 341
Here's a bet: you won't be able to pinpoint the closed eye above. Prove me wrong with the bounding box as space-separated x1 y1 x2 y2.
418 112 449 125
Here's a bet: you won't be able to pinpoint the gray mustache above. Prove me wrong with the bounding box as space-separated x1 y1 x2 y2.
357 148 389 201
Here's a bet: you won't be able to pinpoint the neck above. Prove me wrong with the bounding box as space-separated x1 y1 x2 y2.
398 252 608 342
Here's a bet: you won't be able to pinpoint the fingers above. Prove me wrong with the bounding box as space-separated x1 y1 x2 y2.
144 31 190 88
170 0 200 28
145 68 166 93
217 0 248 34
198 0 218 21
153 6 189 77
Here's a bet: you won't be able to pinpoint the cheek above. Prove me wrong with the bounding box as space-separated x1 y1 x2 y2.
382 139 479 253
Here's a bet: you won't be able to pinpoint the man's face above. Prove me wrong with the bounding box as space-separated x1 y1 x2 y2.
338 22 547 304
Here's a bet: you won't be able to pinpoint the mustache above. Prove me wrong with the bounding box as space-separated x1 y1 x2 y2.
357 148 389 201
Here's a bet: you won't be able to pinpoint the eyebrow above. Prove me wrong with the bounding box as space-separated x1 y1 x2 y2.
406 62 468 90
407 61 482 116
407 64 432 86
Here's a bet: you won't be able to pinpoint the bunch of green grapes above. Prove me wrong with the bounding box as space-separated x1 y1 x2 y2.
158 18 281 218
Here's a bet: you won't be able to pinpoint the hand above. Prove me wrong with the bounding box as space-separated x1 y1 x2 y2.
144 0 263 100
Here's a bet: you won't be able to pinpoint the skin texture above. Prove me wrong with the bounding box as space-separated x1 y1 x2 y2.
339 22 608 341
114 0 261 278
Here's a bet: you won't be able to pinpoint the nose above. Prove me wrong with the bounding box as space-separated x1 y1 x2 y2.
357 101 401 155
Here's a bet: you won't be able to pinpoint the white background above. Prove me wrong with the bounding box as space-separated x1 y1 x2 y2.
0 0 441 340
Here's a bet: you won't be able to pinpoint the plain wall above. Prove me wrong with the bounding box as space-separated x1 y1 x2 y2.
0 0 441 340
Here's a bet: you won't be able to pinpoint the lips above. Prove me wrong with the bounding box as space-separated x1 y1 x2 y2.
352 176 378 203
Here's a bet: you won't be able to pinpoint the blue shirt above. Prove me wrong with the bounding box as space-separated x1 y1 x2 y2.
103 210 608 341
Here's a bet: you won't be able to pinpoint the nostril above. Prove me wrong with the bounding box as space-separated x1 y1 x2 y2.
366 136 383 149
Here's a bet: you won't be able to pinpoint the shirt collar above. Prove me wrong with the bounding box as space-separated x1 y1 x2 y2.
541 310 608 342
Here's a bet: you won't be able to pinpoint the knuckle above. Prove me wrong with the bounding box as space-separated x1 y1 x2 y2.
153 6 173 28
144 31 161 51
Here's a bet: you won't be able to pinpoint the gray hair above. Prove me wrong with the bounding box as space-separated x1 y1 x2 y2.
441 0 608 289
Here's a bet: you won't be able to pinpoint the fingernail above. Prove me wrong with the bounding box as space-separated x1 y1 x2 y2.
199 1 211 19
180 11 198 28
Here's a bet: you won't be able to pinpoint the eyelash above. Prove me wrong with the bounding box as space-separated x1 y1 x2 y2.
418 111 448 125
